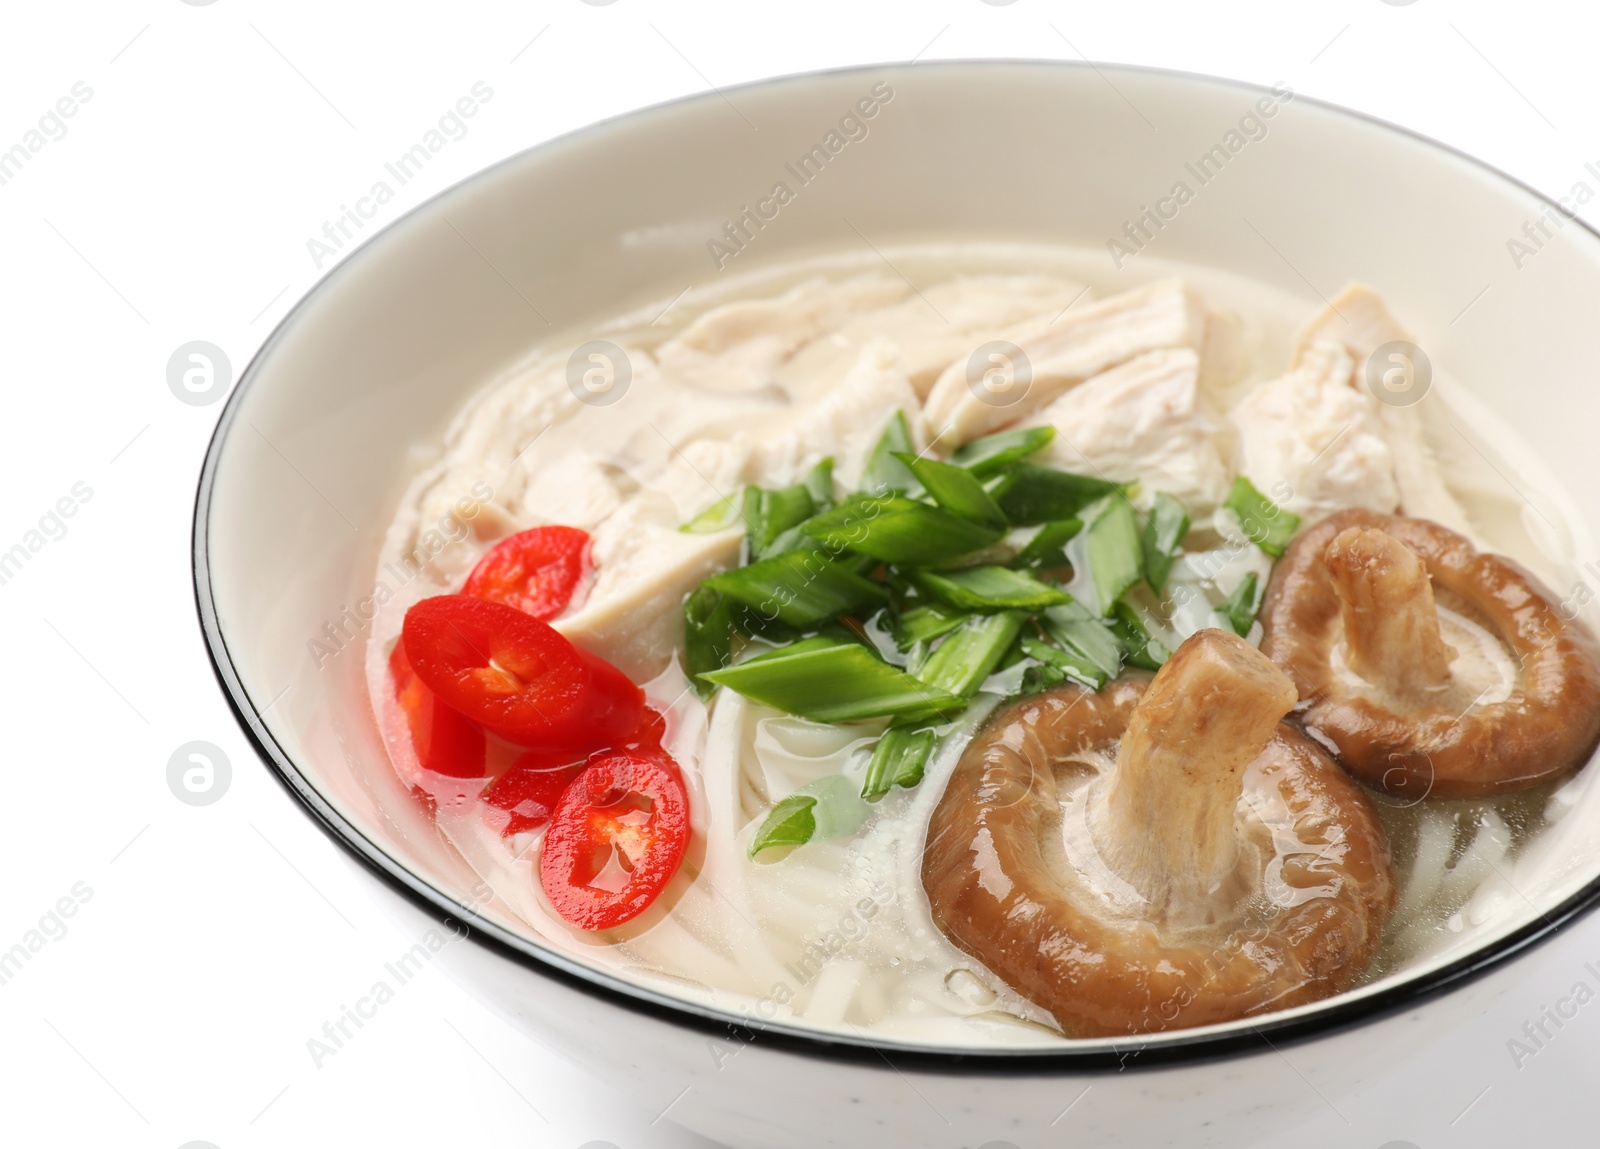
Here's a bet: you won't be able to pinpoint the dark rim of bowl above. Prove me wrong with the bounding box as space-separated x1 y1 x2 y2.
193 58 1600 1073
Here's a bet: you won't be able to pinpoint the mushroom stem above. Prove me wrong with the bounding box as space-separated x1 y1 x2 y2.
1092 629 1298 915
1324 526 1455 696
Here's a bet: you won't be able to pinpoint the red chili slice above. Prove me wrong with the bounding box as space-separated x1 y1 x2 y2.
402 595 645 750
386 639 487 795
540 751 690 930
622 706 668 752
482 748 587 836
463 525 591 622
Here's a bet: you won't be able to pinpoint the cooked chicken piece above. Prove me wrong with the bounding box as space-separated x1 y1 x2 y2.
553 498 741 681
779 275 1093 398
1025 347 1232 511
656 339 923 522
1294 283 1473 535
1324 526 1455 696
651 432 758 526
921 279 1218 444
653 276 907 395
1230 340 1399 523
756 338 925 490
564 341 925 674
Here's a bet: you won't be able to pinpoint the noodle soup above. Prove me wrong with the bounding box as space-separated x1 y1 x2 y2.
362 244 1600 1045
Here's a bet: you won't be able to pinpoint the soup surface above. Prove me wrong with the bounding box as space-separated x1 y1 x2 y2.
363 244 1600 1045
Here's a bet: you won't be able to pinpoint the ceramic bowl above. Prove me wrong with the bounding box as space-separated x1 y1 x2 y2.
195 61 1600 1148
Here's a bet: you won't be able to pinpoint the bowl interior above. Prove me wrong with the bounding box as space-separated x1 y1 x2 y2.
199 61 1600 1056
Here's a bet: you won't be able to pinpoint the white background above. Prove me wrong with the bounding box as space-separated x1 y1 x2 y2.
3 2 1600 1147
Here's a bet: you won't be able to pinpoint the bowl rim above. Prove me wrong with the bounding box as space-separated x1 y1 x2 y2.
193 56 1600 1072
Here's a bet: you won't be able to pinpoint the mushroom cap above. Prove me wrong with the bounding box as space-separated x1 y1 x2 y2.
920 673 1394 1037
1260 508 1600 799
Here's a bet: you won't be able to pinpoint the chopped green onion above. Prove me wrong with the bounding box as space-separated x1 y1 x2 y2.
1109 600 1170 670
859 411 920 496
1038 599 1125 688
916 611 1025 698
1225 476 1301 558
680 495 743 534
1142 492 1190 593
893 602 971 651
1013 519 1083 570
744 482 816 560
914 566 1071 612
803 494 1002 566
861 726 938 801
997 632 1031 671
989 464 1122 524
749 794 817 857
1020 661 1069 695
683 586 737 698
740 634 847 663
1219 572 1261 637
704 549 887 629
947 426 1056 477
1021 635 1109 691
701 640 964 723
803 456 836 512
894 453 1006 527
1083 496 1144 616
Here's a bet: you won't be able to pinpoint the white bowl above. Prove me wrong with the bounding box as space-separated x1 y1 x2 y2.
195 62 1600 1148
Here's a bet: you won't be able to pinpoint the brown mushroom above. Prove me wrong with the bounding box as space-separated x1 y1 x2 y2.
1260 508 1600 800
921 629 1394 1037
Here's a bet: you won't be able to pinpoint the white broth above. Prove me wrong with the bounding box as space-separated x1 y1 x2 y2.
361 243 1600 1046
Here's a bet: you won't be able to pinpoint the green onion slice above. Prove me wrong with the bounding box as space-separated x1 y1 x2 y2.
947 426 1056 477
914 565 1071 612
893 602 971 651
680 495 743 534
749 794 817 857
1038 599 1125 688
893 452 1006 527
1219 572 1261 637
859 411 921 496
1109 600 1170 670
861 725 938 801
1020 661 1068 695
683 585 737 698
1224 476 1301 558
1012 519 1083 570
803 457 836 512
1083 496 1144 616
989 463 1122 524
916 611 1025 698
1020 635 1108 691
704 549 887 629
701 639 964 723
1141 492 1191 593
803 494 1002 566
743 482 815 561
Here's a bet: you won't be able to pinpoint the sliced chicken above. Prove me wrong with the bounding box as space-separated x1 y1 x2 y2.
568 341 925 674
1024 347 1232 511
653 275 907 395
1294 283 1472 535
1230 340 1398 523
779 274 1093 398
755 338 925 490
554 498 742 681
921 279 1219 444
